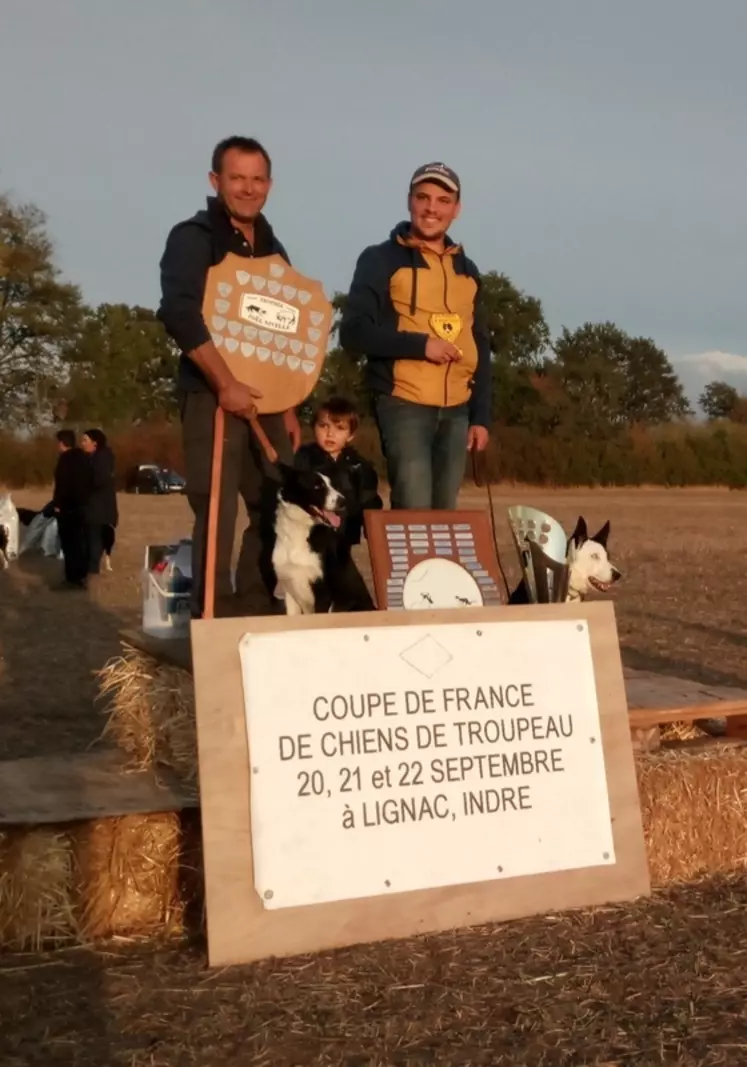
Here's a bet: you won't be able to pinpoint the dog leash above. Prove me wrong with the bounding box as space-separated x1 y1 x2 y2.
470 446 512 603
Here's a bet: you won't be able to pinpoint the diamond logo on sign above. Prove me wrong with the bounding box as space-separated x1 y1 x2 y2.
399 634 453 679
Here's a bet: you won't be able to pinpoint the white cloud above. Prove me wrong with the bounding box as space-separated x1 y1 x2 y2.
671 350 747 412
678 350 747 377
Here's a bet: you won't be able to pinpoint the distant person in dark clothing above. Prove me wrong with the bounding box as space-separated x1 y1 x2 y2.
44 429 91 590
294 397 383 609
80 428 118 576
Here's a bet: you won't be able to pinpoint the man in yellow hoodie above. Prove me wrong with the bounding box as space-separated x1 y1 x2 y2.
340 163 491 510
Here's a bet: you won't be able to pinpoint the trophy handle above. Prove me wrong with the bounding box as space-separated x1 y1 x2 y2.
203 406 225 621
203 407 279 620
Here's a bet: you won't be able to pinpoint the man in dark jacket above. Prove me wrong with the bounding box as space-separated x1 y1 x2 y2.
45 429 91 590
157 135 300 618
339 163 492 511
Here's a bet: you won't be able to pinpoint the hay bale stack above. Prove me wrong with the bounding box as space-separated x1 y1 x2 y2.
0 828 77 949
637 748 747 885
72 814 185 939
98 646 197 785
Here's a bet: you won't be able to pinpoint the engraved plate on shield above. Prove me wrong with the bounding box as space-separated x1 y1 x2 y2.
238 293 300 334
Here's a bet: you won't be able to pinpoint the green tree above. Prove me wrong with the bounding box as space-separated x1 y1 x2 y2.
62 303 179 425
551 322 690 433
476 271 551 427
0 194 83 428
699 379 739 420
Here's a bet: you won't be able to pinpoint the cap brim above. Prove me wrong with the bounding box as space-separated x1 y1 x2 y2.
410 174 460 194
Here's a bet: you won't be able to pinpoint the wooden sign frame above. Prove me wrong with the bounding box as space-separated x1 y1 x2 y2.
364 509 505 610
191 602 650 968
202 252 332 415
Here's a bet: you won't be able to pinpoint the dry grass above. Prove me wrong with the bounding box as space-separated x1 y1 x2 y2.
72 814 186 940
98 648 197 785
638 748 747 883
0 829 77 950
0 874 745 1066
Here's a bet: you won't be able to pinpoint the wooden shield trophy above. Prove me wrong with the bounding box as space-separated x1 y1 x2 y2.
200 252 333 619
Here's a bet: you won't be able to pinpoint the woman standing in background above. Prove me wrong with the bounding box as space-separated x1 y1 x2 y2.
80 428 118 576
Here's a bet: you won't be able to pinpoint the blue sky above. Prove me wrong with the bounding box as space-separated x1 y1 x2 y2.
2 0 745 408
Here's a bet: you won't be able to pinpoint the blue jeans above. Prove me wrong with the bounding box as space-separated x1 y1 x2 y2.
374 395 469 510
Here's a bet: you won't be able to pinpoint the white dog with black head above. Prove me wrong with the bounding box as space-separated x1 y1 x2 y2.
565 517 621 602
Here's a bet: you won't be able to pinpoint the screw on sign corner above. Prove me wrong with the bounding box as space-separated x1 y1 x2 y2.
263 889 274 901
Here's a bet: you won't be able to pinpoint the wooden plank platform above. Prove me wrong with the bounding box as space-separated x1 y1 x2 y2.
120 627 192 672
0 748 198 827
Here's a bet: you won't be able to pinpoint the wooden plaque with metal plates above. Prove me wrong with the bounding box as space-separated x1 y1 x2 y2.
363 509 506 611
200 253 333 618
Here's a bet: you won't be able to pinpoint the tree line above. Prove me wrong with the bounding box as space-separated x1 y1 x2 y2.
2 191 746 488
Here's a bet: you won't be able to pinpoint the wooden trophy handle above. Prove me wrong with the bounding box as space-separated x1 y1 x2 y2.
203 406 225 621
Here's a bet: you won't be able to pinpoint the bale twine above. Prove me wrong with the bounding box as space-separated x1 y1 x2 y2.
637 747 747 885
98 646 197 786
0 828 77 950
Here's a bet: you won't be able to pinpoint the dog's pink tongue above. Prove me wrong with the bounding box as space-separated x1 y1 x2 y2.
325 511 342 529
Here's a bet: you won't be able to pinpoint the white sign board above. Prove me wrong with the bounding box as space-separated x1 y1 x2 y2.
239 620 616 910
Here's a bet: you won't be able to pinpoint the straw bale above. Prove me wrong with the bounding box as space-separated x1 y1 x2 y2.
72 813 185 939
637 747 747 886
98 646 197 785
0 828 77 949
659 720 708 742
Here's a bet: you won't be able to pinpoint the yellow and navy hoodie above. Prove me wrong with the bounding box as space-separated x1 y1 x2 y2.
339 221 492 427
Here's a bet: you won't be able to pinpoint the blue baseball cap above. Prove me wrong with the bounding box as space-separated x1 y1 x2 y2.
410 162 461 197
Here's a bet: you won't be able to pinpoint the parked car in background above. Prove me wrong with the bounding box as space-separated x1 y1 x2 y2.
125 464 186 495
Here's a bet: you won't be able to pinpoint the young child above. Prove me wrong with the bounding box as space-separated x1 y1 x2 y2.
294 396 383 608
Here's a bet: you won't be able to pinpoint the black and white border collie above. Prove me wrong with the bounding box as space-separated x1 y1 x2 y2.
272 465 347 615
272 465 374 615
509 516 622 604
